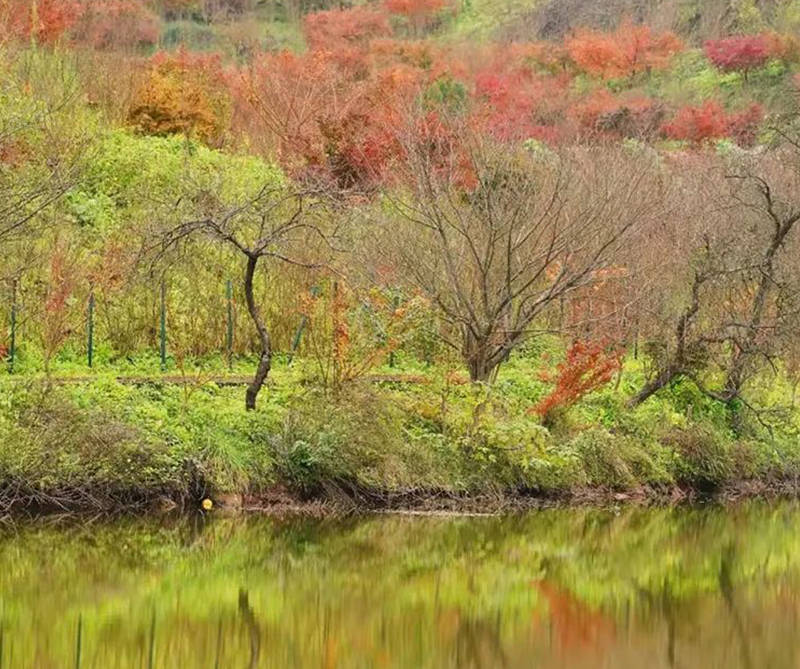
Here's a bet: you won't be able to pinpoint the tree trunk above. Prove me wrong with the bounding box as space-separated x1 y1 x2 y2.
243 254 271 411
463 330 498 382
627 367 679 408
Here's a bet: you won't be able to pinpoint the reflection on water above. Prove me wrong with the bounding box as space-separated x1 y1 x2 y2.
1 503 800 668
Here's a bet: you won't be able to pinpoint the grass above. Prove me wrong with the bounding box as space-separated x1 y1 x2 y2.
1 342 799 512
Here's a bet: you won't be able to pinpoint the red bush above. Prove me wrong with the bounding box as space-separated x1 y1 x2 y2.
3 0 81 44
704 35 770 74
662 100 763 146
473 68 567 142
570 89 660 139
531 340 623 420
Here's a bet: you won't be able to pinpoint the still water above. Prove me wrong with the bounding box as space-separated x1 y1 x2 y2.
1 502 799 668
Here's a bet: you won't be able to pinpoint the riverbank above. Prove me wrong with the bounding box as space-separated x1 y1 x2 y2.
1 360 799 514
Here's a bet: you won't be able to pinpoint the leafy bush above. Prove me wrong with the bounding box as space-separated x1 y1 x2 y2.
565 428 673 490
666 425 735 489
275 385 439 496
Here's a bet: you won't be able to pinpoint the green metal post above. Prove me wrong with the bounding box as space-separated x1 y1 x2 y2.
159 281 167 372
74 615 82 669
8 306 16 374
147 610 156 669
8 281 16 374
389 294 400 368
87 292 94 369
226 279 233 371
288 285 320 365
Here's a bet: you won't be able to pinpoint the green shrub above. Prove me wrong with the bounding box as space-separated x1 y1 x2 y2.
666 426 734 489
275 385 441 496
565 428 673 490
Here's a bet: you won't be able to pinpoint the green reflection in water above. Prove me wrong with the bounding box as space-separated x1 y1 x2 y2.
1 502 799 668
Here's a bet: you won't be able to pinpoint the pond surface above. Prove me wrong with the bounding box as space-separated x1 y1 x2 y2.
1 502 799 668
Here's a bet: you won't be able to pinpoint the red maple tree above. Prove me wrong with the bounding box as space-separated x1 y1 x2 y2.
531 340 623 421
704 35 770 77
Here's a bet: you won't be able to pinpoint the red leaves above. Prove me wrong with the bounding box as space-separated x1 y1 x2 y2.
704 35 770 73
726 103 765 146
532 340 622 420
2 0 159 48
661 101 763 146
4 0 81 44
385 0 448 32
473 66 567 143
303 7 391 51
570 89 660 139
567 19 682 79
385 0 447 16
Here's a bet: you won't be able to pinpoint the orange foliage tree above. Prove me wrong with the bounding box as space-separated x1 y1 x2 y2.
2 0 81 44
128 49 231 145
566 19 682 79
238 50 354 174
239 44 426 188
531 340 623 423
302 281 426 392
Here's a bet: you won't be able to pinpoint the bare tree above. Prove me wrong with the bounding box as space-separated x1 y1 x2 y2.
629 132 800 413
376 127 665 382
160 183 334 410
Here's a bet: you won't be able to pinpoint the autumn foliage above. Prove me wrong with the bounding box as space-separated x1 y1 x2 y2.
566 19 682 79
532 341 623 421
384 0 449 35
128 49 231 145
3 0 81 44
1 0 159 48
704 35 770 74
661 101 764 146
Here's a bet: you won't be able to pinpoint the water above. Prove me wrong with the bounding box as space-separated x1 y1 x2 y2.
1 502 799 668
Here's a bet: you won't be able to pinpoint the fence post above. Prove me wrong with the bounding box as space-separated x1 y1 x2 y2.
226 279 233 371
147 609 156 669
159 280 167 372
8 280 17 374
288 285 319 365
389 293 400 368
87 292 94 369
74 615 82 669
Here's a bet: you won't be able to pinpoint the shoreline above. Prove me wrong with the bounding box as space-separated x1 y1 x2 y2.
2 479 799 518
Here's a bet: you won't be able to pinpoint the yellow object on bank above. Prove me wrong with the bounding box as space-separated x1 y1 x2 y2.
201 498 213 511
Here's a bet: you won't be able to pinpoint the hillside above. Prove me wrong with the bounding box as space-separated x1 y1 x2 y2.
1 0 800 509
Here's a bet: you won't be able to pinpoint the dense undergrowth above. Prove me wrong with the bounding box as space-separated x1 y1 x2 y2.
2 347 798 512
